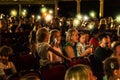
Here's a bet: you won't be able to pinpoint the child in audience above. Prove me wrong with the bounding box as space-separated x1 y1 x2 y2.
36 27 70 68
76 32 92 57
0 45 17 80
65 64 97 80
49 29 63 63
103 57 120 80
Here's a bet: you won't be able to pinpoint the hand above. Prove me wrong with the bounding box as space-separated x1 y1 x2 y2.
66 57 72 61
86 47 92 54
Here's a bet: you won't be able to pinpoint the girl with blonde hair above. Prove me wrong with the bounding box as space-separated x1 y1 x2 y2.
65 64 97 80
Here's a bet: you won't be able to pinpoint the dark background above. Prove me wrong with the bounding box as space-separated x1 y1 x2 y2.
0 0 120 18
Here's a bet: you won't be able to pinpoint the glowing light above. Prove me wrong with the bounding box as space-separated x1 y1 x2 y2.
88 22 94 29
10 9 17 17
41 7 47 13
76 14 82 20
45 14 53 22
32 15 35 18
73 18 79 26
83 15 89 21
90 11 96 18
57 8 59 10
37 15 41 20
49 10 53 14
22 9 27 17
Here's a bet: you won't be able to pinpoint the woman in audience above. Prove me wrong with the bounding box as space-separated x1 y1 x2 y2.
0 45 17 80
36 27 70 68
64 64 97 80
49 29 63 63
62 28 79 58
103 57 120 80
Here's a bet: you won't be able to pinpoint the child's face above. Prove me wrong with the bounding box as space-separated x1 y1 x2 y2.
80 35 86 44
0 56 9 65
55 31 61 44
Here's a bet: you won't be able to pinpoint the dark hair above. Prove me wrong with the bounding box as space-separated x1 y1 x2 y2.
103 57 119 78
0 45 13 57
29 30 36 43
98 33 108 42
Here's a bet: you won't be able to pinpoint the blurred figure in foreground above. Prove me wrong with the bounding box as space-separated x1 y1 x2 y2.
103 57 120 80
64 64 97 80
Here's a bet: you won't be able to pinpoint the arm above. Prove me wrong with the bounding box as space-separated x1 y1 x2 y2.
48 47 71 61
77 46 87 57
65 46 76 58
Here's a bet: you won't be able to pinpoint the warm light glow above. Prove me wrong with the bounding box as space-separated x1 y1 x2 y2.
10 9 17 17
41 7 47 13
73 18 79 26
76 14 82 20
57 8 59 10
83 15 89 21
88 22 94 29
90 11 96 18
45 14 53 22
49 9 53 14
37 15 41 20
31 15 35 18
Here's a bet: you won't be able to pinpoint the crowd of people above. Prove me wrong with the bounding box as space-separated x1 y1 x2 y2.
0 15 120 80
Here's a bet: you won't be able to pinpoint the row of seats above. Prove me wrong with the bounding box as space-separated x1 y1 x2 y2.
10 54 103 80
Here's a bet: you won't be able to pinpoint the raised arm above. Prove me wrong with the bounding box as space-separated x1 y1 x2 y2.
48 47 71 61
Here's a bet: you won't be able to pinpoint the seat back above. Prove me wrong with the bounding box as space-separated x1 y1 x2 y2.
41 63 67 80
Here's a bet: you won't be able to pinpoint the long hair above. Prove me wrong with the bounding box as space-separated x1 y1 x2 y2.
66 28 78 42
36 27 49 43
65 64 91 80
50 29 60 46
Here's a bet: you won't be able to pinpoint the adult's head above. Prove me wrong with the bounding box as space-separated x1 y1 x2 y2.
66 28 79 44
98 33 109 48
65 64 97 80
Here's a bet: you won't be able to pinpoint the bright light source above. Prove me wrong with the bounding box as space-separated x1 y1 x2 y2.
23 9 27 13
57 8 59 10
83 15 89 21
32 15 35 18
45 14 53 22
10 9 17 17
73 18 79 26
41 7 47 13
76 14 82 20
22 12 26 17
49 9 53 14
37 15 41 20
88 22 94 29
90 11 96 18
